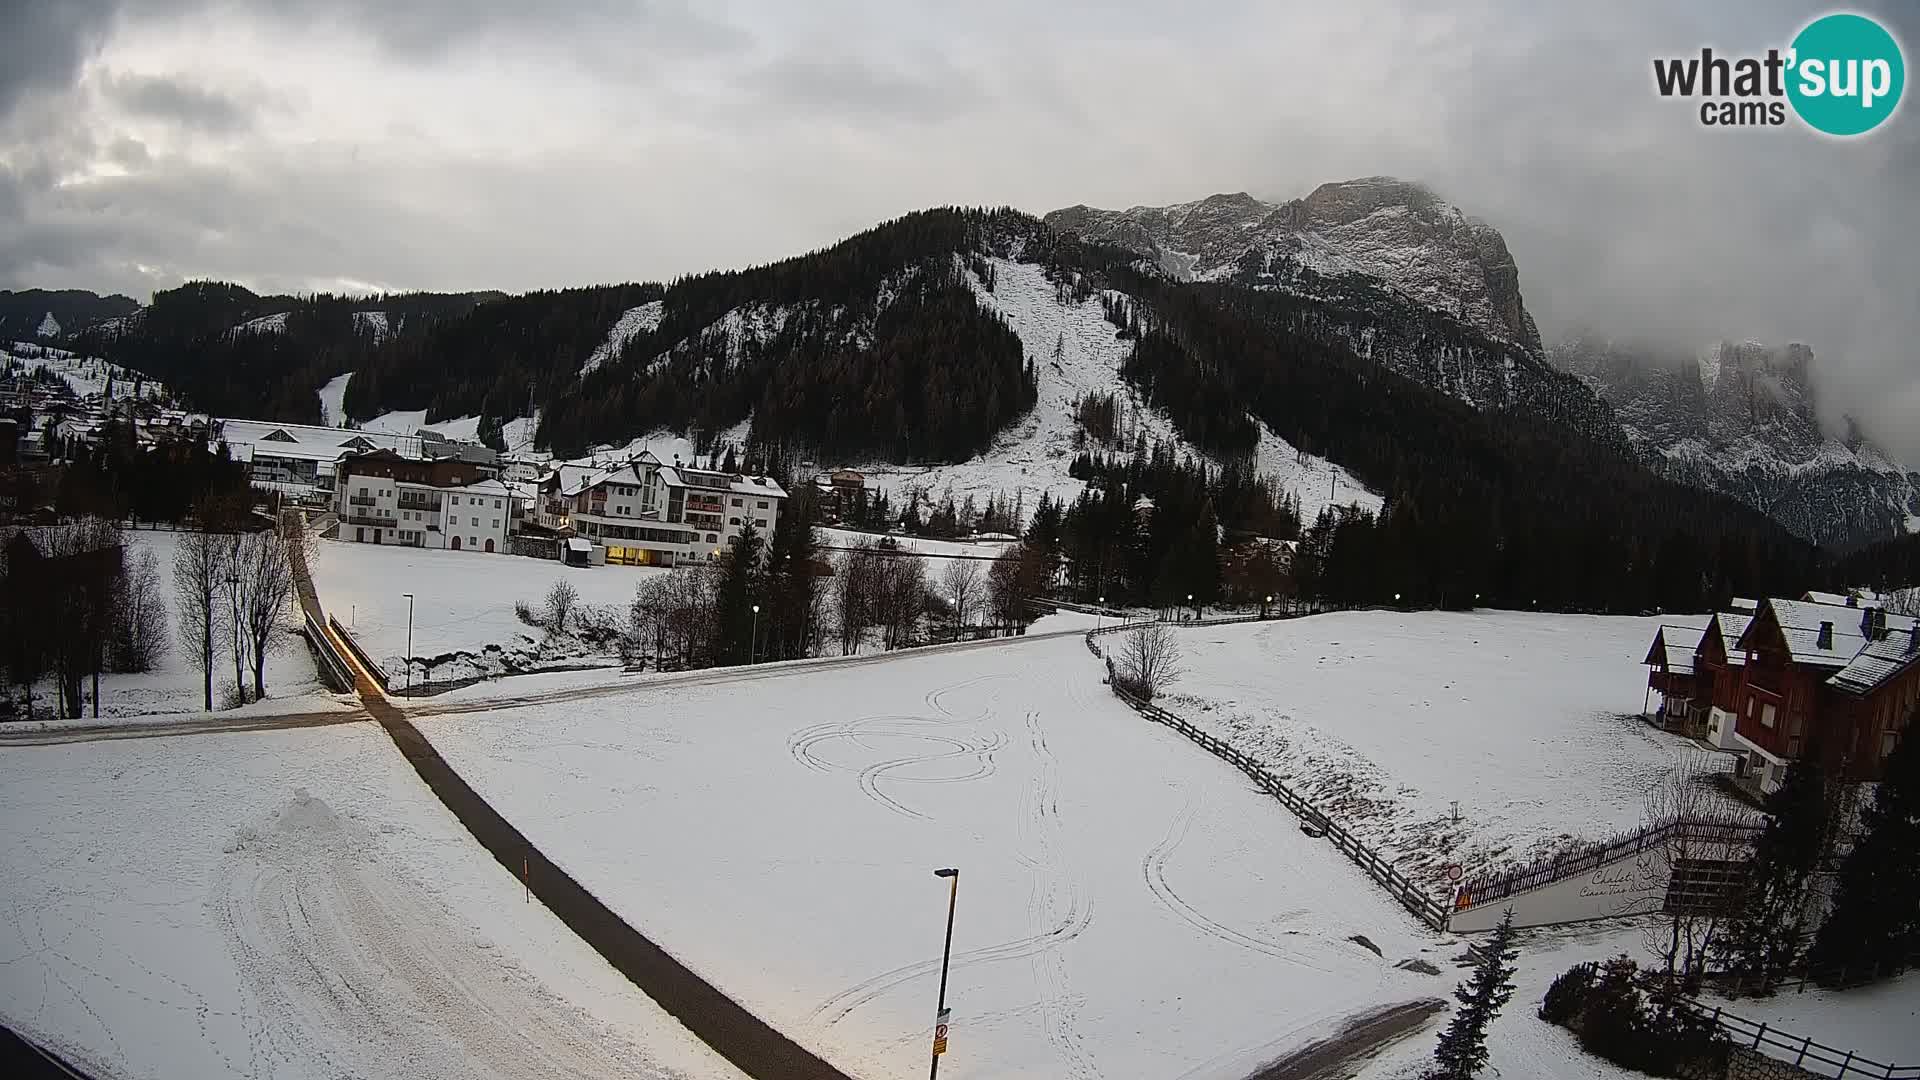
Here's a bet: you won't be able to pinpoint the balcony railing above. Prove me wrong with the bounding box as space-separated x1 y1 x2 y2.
348 495 378 507
398 498 442 512
344 513 391 527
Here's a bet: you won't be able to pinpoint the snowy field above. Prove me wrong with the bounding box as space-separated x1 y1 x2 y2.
817 525 1016 593
415 632 1459 1080
3 530 329 723
1162 610 1736 888
0 723 742 1080
308 538 669 683
856 257 1380 525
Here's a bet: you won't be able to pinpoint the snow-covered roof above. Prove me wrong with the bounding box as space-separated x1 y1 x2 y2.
1827 629 1920 696
1743 598 1919 669
657 466 787 499
1646 624 1704 673
449 478 512 498
1711 611 1755 666
1729 597 1758 613
218 418 423 463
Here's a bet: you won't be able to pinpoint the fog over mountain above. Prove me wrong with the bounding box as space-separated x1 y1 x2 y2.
1 0 1914 454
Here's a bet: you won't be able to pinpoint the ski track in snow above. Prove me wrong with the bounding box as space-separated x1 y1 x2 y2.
209 789 675 1080
316 372 352 427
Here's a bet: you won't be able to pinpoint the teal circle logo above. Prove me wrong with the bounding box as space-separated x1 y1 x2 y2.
1787 13 1905 136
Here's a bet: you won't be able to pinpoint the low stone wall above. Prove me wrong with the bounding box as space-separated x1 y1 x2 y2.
1727 1046 1827 1080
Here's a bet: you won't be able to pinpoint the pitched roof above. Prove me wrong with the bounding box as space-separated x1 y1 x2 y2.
1645 624 1705 673
1827 629 1920 696
1710 611 1755 666
1740 598 1920 669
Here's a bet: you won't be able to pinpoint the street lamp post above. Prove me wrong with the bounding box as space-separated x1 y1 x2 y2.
1187 592 1196 622
750 603 760 665
1097 595 1105 633
930 868 959 1080
1263 593 1272 619
402 592 415 695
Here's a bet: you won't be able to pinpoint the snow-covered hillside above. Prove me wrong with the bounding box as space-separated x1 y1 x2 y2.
36 311 60 337
317 371 352 426
579 300 664 377
231 311 290 335
352 309 391 343
860 257 1379 522
3 341 171 401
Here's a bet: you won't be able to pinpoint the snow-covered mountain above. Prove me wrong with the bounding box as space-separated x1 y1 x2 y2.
1048 177 1541 350
1553 337 1920 549
1048 177 1621 450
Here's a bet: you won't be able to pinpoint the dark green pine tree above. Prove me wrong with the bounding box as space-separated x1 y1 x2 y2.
712 521 765 666
1808 721 1920 986
1432 910 1519 1080
1711 752 1831 995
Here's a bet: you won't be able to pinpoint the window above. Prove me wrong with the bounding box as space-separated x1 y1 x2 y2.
1886 730 1902 758
757 500 768 509
729 517 741 526
494 499 501 509
491 519 499 528
451 496 460 505
731 497 742 506
1760 703 1777 729
705 533 717 543
471 516 480 527
756 519 767 529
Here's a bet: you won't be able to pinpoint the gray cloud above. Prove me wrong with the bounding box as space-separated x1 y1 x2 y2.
0 0 1914 459
100 71 255 133
0 0 118 115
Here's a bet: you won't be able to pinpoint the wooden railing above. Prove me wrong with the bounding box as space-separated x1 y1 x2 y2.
1684 1001 1918 1079
1455 816 1763 912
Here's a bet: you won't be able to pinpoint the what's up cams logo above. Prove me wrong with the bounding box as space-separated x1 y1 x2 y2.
1654 12 1904 135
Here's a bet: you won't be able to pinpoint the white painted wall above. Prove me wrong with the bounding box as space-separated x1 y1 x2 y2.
1450 834 1753 933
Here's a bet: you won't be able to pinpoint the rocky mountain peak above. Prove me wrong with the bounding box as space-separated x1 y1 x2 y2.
1044 176 1541 351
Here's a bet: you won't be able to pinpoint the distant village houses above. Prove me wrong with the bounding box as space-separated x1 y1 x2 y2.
532 450 786 567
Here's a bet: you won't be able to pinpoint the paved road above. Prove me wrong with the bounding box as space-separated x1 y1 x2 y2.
0 1024 94 1079
0 708 367 746
1246 999 1447 1080
291 534 858 1080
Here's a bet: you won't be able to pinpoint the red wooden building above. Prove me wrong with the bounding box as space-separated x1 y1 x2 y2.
1644 593 1917 797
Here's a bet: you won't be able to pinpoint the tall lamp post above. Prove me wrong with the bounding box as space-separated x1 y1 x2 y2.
930 868 959 1080
1187 592 1195 622
750 603 760 665
401 592 415 695
1097 595 1105 633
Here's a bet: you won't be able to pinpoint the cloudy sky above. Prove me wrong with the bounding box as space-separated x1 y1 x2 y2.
3 0 1916 452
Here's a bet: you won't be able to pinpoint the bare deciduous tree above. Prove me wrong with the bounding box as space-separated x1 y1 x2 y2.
942 558 982 634
834 540 882 655
234 529 295 701
113 547 169 673
1887 586 1920 619
174 525 227 712
1117 622 1183 700
543 578 581 636
1641 754 1755 984
874 554 928 651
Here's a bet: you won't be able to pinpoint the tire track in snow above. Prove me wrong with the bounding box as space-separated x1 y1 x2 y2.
1022 708 1102 1080
1143 797 1344 974
210 789 690 1080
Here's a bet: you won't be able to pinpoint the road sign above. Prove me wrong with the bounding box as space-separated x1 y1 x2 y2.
1445 863 1464 883
932 1007 951 1056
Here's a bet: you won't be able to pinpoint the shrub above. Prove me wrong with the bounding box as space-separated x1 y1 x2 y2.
1538 962 1595 1026
514 599 538 628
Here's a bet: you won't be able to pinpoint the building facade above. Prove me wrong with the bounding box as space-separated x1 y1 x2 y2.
332 449 513 552
555 451 786 566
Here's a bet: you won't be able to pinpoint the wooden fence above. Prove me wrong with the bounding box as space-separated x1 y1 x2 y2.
1684 1001 1918 1080
1455 816 1764 913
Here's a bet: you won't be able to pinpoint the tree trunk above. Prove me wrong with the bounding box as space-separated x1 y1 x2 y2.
252 650 266 701
202 627 214 711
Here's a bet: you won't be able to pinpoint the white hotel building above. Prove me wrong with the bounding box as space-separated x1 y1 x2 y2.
543 450 786 566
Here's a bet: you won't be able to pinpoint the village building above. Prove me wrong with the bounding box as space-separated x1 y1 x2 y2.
216 418 498 503
331 448 513 552
540 450 786 566
1644 591 1919 798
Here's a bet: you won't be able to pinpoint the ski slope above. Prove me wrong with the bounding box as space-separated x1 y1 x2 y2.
858 257 1378 524
580 300 665 377
0 723 742 1080
1164 611 1740 889
316 372 352 426
413 632 1455 1080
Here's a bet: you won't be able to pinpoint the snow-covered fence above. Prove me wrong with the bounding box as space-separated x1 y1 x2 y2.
327 614 390 689
1684 1002 1919 1080
302 608 356 693
1455 816 1763 915
1093 639 1451 931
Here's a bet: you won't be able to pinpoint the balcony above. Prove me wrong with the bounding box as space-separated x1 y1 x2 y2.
348 495 379 507
398 499 443 512
344 513 391 527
